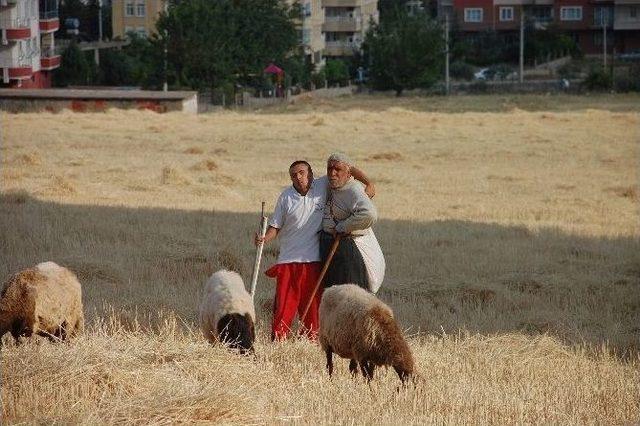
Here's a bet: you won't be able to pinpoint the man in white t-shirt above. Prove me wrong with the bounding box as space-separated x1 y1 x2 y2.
256 160 374 340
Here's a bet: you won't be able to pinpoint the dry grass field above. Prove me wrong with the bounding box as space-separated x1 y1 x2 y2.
1 93 639 424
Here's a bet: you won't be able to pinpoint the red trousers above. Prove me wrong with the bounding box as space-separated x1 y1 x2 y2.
265 262 322 341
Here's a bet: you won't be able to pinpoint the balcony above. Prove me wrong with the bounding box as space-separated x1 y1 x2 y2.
614 15 640 29
39 17 59 33
322 0 360 7
40 47 61 70
0 61 33 80
39 3 60 33
324 40 359 56
322 15 362 32
0 18 32 41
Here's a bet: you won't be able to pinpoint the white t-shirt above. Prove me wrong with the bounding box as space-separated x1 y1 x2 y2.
269 176 328 264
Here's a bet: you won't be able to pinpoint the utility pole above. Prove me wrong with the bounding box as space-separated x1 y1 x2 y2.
519 6 524 84
163 0 168 91
98 0 103 41
602 18 607 70
445 13 450 95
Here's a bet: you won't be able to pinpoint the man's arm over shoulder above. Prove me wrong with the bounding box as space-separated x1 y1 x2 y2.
350 166 375 198
335 183 377 234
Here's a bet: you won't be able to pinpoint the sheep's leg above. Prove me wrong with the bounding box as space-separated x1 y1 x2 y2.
11 319 29 344
394 366 411 385
360 360 375 382
349 359 359 377
325 346 334 377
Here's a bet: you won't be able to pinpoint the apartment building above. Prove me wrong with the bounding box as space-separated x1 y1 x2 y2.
298 0 379 65
613 0 640 52
453 0 639 54
112 0 166 39
0 0 60 88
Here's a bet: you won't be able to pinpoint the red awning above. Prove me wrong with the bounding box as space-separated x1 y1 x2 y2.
264 63 284 75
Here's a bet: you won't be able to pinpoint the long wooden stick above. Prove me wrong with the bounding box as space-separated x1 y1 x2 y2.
301 235 341 323
250 202 268 300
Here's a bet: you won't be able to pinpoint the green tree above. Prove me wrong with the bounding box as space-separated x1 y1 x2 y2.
324 59 350 86
157 0 298 91
363 9 444 95
53 42 94 86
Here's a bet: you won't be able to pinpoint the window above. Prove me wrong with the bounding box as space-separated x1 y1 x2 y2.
464 8 483 22
303 2 311 17
531 6 553 22
302 29 311 44
125 1 134 17
630 6 637 18
136 1 146 17
499 7 513 21
594 7 613 25
136 27 147 38
560 7 582 21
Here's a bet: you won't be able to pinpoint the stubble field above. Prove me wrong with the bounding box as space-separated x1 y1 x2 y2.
1 93 639 424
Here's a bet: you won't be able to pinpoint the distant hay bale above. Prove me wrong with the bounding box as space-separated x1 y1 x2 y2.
14 153 41 165
1 190 29 204
369 152 403 161
212 148 228 155
503 279 543 294
190 159 218 171
184 147 204 155
49 175 77 194
310 116 325 126
459 287 496 305
161 166 191 185
214 249 245 277
606 185 638 200
60 259 122 285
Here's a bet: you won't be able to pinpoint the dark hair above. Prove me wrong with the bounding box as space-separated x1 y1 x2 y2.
289 160 312 174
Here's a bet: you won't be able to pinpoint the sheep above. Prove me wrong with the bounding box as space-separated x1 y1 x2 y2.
199 269 256 354
319 284 415 384
0 262 84 344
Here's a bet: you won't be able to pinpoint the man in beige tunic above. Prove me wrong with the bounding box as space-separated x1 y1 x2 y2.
320 153 385 292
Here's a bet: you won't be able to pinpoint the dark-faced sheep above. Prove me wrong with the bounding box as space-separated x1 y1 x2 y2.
0 262 84 344
199 269 256 354
319 284 415 384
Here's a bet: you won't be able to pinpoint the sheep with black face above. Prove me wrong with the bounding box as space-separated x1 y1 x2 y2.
199 269 255 354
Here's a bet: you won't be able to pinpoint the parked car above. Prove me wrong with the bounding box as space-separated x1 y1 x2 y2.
616 50 640 62
474 66 517 81
474 68 491 80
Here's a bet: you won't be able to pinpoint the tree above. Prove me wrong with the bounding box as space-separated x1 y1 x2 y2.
53 42 94 86
363 9 444 95
324 59 350 86
156 0 298 91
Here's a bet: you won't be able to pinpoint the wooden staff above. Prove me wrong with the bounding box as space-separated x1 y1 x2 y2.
250 202 268 300
300 235 341 323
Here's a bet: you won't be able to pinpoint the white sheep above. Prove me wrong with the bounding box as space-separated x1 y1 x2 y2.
199 269 256 354
319 284 415 383
0 262 84 344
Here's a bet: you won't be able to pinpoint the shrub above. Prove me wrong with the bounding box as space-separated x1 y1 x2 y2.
450 61 474 81
583 68 612 91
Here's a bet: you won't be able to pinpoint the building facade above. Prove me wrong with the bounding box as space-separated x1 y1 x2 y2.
112 0 167 39
452 0 639 54
296 0 379 65
0 0 60 88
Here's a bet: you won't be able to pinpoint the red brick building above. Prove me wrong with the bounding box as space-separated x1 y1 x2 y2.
452 0 639 54
0 0 61 88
